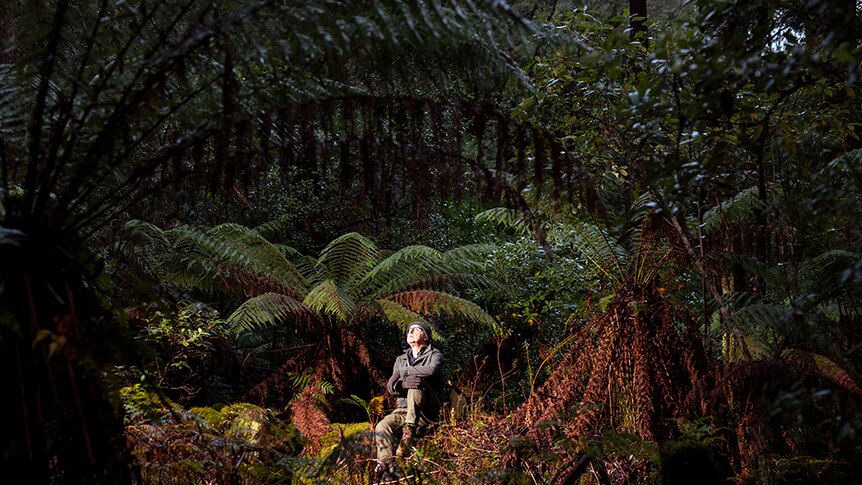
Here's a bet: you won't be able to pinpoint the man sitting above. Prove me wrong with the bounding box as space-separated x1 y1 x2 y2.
374 322 443 480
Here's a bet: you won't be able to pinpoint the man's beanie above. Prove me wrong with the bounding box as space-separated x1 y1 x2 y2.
406 321 433 344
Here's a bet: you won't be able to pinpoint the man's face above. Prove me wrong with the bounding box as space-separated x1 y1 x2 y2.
407 325 427 346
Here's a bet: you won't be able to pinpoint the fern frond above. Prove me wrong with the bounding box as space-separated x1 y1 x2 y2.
274 244 303 259
363 243 496 297
387 290 500 334
797 249 861 297
570 221 626 287
317 232 381 290
303 280 358 324
620 192 655 252
122 219 171 247
726 303 791 357
701 186 766 232
226 292 312 334
711 252 789 294
206 223 307 292
782 348 862 397
474 207 533 235
360 244 443 296
253 215 294 242
377 299 430 330
125 221 308 296
441 243 496 271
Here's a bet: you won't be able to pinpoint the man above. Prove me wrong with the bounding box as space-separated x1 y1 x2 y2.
375 321 443 479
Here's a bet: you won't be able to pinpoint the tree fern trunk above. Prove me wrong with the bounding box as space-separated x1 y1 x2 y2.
1 224 134 482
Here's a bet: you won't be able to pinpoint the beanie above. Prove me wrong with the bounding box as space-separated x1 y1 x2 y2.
406 321 433 344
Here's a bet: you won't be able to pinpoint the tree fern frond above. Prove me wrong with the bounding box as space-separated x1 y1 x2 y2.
619 192 655 252
122 219 171 248
253 215 294 242
701 186 766 232
225 292 312 334
727 303 792 357
797 249 861 298
293 254 325 285
569 221 626 286
388 290 500 334
712 253 787 293
274 244 303 259
474 207 533 235
782 348 862 397
363 243 496 297
441 243 496 271
317 232 381 290
303 280 358 324
377 299 431 331
359 244 443 296
123 221 308 298
426 272 502 293
206 223 307 292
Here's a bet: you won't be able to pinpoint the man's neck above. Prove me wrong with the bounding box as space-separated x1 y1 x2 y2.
409 344 426 357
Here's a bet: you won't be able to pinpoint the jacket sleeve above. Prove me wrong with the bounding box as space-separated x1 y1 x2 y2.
400 349 443 379
387 357 403 394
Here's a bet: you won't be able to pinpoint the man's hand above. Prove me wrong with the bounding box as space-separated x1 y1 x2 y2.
403 375 422 389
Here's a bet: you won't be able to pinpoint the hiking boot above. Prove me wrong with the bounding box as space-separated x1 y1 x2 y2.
395 425 415 457
375 459 399 483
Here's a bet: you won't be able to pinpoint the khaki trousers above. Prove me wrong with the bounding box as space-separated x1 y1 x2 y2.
375 388 440 461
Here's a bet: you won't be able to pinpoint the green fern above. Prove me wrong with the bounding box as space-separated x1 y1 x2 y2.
474 207 536 235
377 299 430 329
303 280 359 324
226 292 311 334
317 232 381 290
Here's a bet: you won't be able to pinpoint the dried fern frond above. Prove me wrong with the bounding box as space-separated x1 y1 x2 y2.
781 348 862 397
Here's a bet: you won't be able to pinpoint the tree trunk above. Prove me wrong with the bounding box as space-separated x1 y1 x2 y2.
629 0 648 47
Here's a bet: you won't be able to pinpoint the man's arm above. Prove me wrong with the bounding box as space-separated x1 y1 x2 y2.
387 357 405 395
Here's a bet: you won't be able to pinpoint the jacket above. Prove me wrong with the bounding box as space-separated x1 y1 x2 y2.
388 345 444 410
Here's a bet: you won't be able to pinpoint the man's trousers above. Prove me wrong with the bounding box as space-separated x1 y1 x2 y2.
375 387 441 461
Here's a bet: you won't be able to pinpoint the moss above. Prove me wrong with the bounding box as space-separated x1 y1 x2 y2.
120 384 176 421
222 403 270 441
188 406 225 429
319 422 372 458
